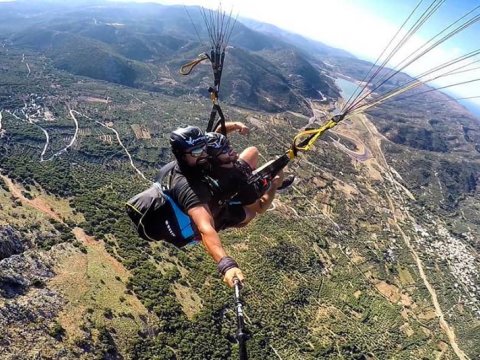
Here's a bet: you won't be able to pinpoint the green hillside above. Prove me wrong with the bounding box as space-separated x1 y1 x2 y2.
0 1 479 359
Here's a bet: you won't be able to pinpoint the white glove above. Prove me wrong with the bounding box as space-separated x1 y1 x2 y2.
223 267 245 288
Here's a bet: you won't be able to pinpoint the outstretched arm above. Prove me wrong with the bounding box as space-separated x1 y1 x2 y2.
188 204 225 262
188 204 245 287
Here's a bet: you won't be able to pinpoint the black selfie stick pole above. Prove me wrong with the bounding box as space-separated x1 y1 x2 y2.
233 279 249 360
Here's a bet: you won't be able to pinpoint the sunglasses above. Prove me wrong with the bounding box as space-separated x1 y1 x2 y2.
187 147 206 157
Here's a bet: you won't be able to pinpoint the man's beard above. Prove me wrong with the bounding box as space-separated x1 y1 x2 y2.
219 152 238 166
196 156 210 168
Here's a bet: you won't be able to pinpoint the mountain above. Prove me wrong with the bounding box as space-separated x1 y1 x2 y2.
0 1 479 359
2 1 340 113
239 17 355 59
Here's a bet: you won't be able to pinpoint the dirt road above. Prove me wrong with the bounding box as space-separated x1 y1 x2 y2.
356 115 470 360
1 174 63 222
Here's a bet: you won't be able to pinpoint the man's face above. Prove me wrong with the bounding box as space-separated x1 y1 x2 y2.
183 146 208 167
215 145 238 168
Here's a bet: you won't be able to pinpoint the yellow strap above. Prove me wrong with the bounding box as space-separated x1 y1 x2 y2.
293 119 338 152
287 149 295 160
180 54 209 75
210 91 218 103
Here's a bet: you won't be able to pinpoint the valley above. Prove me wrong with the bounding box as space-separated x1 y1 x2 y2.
0 1 479 359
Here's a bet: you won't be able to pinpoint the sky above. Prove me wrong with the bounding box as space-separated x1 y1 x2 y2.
124 0 480 110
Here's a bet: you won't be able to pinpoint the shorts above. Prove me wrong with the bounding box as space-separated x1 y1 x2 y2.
233 159 268 206
235 158 253 177
214 200 247 231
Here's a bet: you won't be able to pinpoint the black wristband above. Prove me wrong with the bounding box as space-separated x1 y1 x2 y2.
217 256 238 276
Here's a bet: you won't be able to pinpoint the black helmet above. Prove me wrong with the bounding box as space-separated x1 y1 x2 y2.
170 126 207 158
206 132 230 157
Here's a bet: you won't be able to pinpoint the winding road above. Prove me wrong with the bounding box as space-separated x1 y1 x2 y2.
71 110 148 181
38 126 50 161
315 102 471 358
21 53 31 77
41 107 79 162
18 101 54 162
0 174 63 222
4 98 147 181
389 195 470 360
330 130 372 162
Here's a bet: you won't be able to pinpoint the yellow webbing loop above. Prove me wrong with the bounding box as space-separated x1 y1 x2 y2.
180 54 209 75
293 119 338 152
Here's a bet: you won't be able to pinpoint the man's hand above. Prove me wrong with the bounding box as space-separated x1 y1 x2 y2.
221 121 250 136
223 267 245 288
235 122 250 135
271 171 285 189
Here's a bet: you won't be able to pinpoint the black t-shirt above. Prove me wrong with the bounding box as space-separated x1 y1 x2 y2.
169 165 212 212
169 164 236 218
170 158 273 231
169 163 252 232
